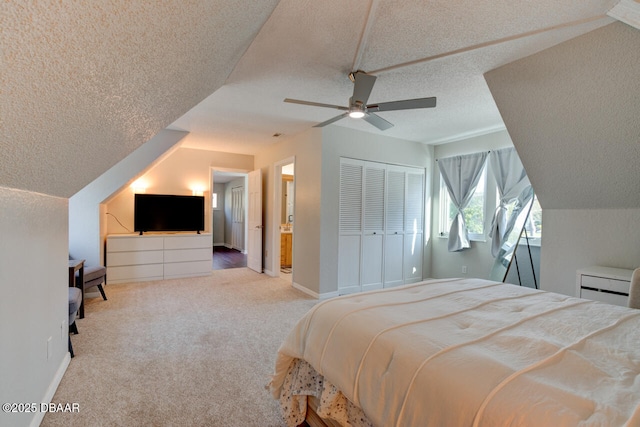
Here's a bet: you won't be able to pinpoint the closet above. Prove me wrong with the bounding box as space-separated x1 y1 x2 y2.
338 158 425 294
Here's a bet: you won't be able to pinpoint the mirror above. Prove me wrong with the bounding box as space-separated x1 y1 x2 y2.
488 190 535 283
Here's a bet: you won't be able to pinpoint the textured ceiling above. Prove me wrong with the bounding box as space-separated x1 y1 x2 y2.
1 1 622 198
485 23 640 209
1 1 279 197
172 0 619 154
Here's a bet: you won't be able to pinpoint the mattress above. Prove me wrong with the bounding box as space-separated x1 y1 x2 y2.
270 278 640 426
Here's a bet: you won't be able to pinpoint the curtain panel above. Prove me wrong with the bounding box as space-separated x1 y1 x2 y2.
437 152 489 252
488 147 533 257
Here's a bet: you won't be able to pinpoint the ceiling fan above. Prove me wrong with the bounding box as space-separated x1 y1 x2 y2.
284 70 436 131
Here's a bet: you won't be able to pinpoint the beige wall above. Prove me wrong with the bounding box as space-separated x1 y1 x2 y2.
105 148 254 235
254 128 324 292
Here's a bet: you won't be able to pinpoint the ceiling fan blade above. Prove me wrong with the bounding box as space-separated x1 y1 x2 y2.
284 98 348 111
363 113 394 131
313 112 349 128
367 97 437 112
351 71 377 105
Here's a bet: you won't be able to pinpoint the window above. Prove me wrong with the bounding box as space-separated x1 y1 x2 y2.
528 196 542 238
523 195 542 240
439 165 488 241
212 193 219 210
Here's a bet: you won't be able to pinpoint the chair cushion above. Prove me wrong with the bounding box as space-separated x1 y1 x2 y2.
68 287 82 316
75 265 106 282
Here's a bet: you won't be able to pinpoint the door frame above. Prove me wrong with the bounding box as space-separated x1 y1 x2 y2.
210 168 249 254
271 157 295 279
247 169 263 273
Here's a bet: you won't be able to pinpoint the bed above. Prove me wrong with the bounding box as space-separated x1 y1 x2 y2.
269 278 640 427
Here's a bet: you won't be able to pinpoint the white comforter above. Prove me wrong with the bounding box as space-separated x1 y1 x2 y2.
270 278 640 427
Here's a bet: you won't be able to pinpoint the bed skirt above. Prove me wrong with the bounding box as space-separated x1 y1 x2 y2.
278 358 373 427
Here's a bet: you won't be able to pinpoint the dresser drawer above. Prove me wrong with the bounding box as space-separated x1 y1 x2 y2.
107 236 164 252
580 288 628 307
164 234 211 250
107 264 164 283
164 248 211 263
581 275 630 294
107 250 163 267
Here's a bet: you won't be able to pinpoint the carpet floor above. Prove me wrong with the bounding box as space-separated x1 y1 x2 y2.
42 268 317 427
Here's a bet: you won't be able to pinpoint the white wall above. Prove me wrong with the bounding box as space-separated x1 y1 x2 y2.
485 23 640 294
430 130 513 279
1 187 69 427
256 126 432 297
540 209 640 296
319 126 433 295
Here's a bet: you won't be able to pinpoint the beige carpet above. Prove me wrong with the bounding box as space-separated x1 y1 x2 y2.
42 268 317 427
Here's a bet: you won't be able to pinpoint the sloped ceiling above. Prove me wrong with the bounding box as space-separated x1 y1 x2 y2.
485 22 640 209
1 1 279 198
2 1 624 199
171 0 618 154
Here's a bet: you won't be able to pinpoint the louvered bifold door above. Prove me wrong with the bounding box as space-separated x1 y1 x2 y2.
361 165 385 291
404 170 425 283
338 159 364 294
384 167 406 287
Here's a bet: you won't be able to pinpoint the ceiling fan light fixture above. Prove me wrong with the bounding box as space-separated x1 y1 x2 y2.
348 99 366 118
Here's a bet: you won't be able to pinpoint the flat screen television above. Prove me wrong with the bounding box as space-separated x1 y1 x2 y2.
134 194 204 234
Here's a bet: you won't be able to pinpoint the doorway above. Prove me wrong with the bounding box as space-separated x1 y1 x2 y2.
211 170 248 270
273 158 295 280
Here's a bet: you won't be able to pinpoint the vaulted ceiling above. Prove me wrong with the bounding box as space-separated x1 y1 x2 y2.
171 0 618 154
1 1 621 198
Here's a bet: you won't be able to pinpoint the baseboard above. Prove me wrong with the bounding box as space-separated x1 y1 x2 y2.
292 282 339 300
213 243 226 247
30 353 71 427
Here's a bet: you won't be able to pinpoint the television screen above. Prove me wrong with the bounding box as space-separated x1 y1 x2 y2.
134 194 205 234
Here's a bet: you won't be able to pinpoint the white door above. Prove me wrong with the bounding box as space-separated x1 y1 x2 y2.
247 170 263 273
338 159 363 294
361 164 385 292
404 170 424 283
384 167 406 287
231 186 245 251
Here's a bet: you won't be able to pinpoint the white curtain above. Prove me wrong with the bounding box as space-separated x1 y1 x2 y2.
438 152 489 252
488 147 533 257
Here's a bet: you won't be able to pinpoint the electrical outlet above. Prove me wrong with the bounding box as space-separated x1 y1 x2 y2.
462 266 468 274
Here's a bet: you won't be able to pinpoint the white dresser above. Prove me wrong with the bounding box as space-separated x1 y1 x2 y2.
576 266 633 307
107 233 212 284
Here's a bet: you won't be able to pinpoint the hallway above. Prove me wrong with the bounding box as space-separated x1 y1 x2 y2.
212 246 247 270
